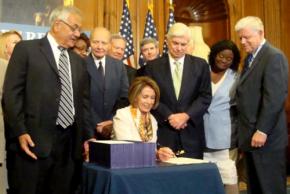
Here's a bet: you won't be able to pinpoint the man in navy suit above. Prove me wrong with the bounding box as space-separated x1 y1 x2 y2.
235 16 288 194
86 27 129 139
2 6 94 194
143 23 212 158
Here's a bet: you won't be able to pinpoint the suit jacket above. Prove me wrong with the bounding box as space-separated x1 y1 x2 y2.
86 54 129 125
143 54 212 157
113 106 158 142
204 69 238 149
125 65 136 85
2 37 94 159
236 42 288 151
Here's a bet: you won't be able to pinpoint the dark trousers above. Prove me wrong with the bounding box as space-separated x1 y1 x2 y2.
7 125 81 194
244 149 287 194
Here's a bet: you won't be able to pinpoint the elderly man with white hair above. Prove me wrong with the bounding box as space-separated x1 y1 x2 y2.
143 22 211 159
235 16 288 194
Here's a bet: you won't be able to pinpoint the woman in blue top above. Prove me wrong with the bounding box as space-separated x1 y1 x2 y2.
203 40 240 194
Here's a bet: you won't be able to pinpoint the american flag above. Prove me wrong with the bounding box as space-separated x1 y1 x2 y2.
139 9 158 66
162 5 175 55
119 0 135 67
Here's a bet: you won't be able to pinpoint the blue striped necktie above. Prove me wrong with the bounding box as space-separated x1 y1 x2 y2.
241 53 253 76
57 47 74 128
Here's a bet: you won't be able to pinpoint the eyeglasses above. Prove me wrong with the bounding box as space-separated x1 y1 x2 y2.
60 20 81 33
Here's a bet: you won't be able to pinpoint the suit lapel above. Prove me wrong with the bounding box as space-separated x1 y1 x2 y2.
39 37 58 75
104 56 112 92
178 55 191 100
68 50 78 92
238 42 268 85
162 56 177 101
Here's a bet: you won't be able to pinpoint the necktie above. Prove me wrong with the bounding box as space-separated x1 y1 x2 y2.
241 54 253 76
57 47 74 128
98 61 105 90
173 61 182 98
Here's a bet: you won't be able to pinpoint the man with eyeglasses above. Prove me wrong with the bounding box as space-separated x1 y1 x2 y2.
2 6 94 194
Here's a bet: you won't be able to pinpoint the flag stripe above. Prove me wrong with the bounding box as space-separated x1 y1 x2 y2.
139 10 158 67
119 0 135 67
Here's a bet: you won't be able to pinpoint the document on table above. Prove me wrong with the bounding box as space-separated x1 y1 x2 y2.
92 140 135 144
164 157 208 165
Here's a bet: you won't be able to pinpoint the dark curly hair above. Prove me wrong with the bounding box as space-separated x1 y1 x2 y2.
78 32 90 48
208 40 240 71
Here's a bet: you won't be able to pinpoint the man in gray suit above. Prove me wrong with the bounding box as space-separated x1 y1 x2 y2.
235 16 288 194
86 27 129 139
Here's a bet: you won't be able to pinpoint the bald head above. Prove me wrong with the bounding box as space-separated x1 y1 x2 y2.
90 27 111 59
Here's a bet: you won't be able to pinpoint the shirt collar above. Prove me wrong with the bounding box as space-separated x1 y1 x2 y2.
252 38 266 58
47 33 60 51
168 54 185 66
92 55 106 67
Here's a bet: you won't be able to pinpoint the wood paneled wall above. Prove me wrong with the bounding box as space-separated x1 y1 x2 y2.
74 0 290 64
74 0 290 121
227 0 290 115
74 0 168 66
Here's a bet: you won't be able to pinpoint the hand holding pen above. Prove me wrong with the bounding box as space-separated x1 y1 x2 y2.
157 147 176 162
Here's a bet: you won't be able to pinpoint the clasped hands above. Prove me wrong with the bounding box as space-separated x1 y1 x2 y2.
168 113 189 130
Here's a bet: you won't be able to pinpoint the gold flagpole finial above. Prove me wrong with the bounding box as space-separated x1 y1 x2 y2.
148 0 154 15
63 0 74 6
169 0 174 10
126 0 130 8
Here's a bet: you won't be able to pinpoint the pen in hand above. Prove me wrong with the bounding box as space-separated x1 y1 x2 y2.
157 143 182 161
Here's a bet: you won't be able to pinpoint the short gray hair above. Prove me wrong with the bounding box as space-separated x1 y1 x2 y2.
235 16 264 32
49 6 82 26
140 37 158 48
166 22 191 41
110 34 127 43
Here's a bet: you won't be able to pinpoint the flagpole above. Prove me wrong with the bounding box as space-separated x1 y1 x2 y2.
148 0 153 15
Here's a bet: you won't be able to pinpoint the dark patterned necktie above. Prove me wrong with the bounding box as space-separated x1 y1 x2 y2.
56 47 74 128
98 61 105 90
241 53 253 76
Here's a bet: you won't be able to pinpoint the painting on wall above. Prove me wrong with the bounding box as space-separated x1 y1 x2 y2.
0 0 74 40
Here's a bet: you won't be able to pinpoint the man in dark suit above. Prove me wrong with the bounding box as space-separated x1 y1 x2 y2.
136 37 159 76
235 16 288 194
2 6 94 194
143 23 212 158
86 27 129 139
108 34 136 85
